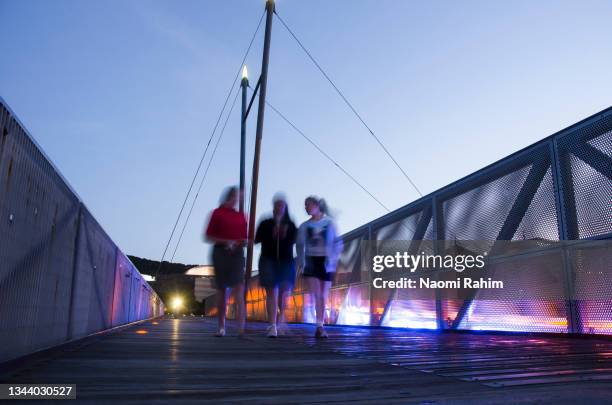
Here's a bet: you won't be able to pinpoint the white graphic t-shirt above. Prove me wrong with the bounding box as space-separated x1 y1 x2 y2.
296 216 343 273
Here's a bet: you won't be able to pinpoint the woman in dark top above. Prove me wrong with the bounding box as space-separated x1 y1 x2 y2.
205 186 247 337
254 194 297 337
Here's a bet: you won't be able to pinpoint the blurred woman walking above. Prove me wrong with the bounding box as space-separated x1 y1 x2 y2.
254 194 297 337
296 196 343 338
205 186 247 337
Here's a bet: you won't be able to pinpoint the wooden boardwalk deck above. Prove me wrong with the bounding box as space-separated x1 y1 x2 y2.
1 317 611 404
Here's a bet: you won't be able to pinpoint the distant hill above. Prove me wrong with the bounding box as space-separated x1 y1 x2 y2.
128 255 198 276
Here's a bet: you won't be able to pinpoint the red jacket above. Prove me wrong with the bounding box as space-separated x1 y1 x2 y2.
205 206 247 241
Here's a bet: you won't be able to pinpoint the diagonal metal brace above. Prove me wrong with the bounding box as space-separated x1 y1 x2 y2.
379 206 432 325
243 76 261 123
451 159 551 329
569 142 612 182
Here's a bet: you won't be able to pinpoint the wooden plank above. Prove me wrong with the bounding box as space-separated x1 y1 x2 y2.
0 318 611 403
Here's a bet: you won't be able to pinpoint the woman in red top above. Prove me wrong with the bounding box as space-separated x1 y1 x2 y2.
205 186 247 337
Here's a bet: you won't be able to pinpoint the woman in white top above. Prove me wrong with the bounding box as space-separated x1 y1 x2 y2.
296 196 343 338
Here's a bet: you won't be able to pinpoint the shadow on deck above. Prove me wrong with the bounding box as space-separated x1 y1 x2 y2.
1 317 611 404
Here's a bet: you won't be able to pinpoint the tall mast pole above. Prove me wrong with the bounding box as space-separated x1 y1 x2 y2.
239 65 248 214
246 0 274 280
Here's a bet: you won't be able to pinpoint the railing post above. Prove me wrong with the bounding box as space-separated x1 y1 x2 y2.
550 139 580 334
366 224 373 326
126 263 133 323
109 245 119 327
431 196 445 330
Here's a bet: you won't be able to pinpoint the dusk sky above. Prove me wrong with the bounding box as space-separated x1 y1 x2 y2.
1 0 611 265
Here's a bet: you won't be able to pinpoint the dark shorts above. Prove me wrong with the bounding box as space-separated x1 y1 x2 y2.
303 256 333 282
259 256 295 289
212 245 245 289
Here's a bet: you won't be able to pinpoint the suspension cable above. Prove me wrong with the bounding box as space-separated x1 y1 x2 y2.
266 99 422 235
274 11 423 197
155 10 265 275
170 86 242 262
264 98 391 213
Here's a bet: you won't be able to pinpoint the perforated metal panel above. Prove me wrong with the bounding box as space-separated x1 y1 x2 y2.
577 300 612 335
568 154 611 238
335 233 368 286
327 286 349 325
557 116 612 239
375 210 428 241
381 298 438 329
373 210 437 329
572 242 612 334
511 167 559 241
443 165 532 241
336 284 371 326
457 250 568 333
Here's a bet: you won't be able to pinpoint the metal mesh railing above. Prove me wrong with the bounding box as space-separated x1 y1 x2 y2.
0 99 164 363
240 107 612 335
